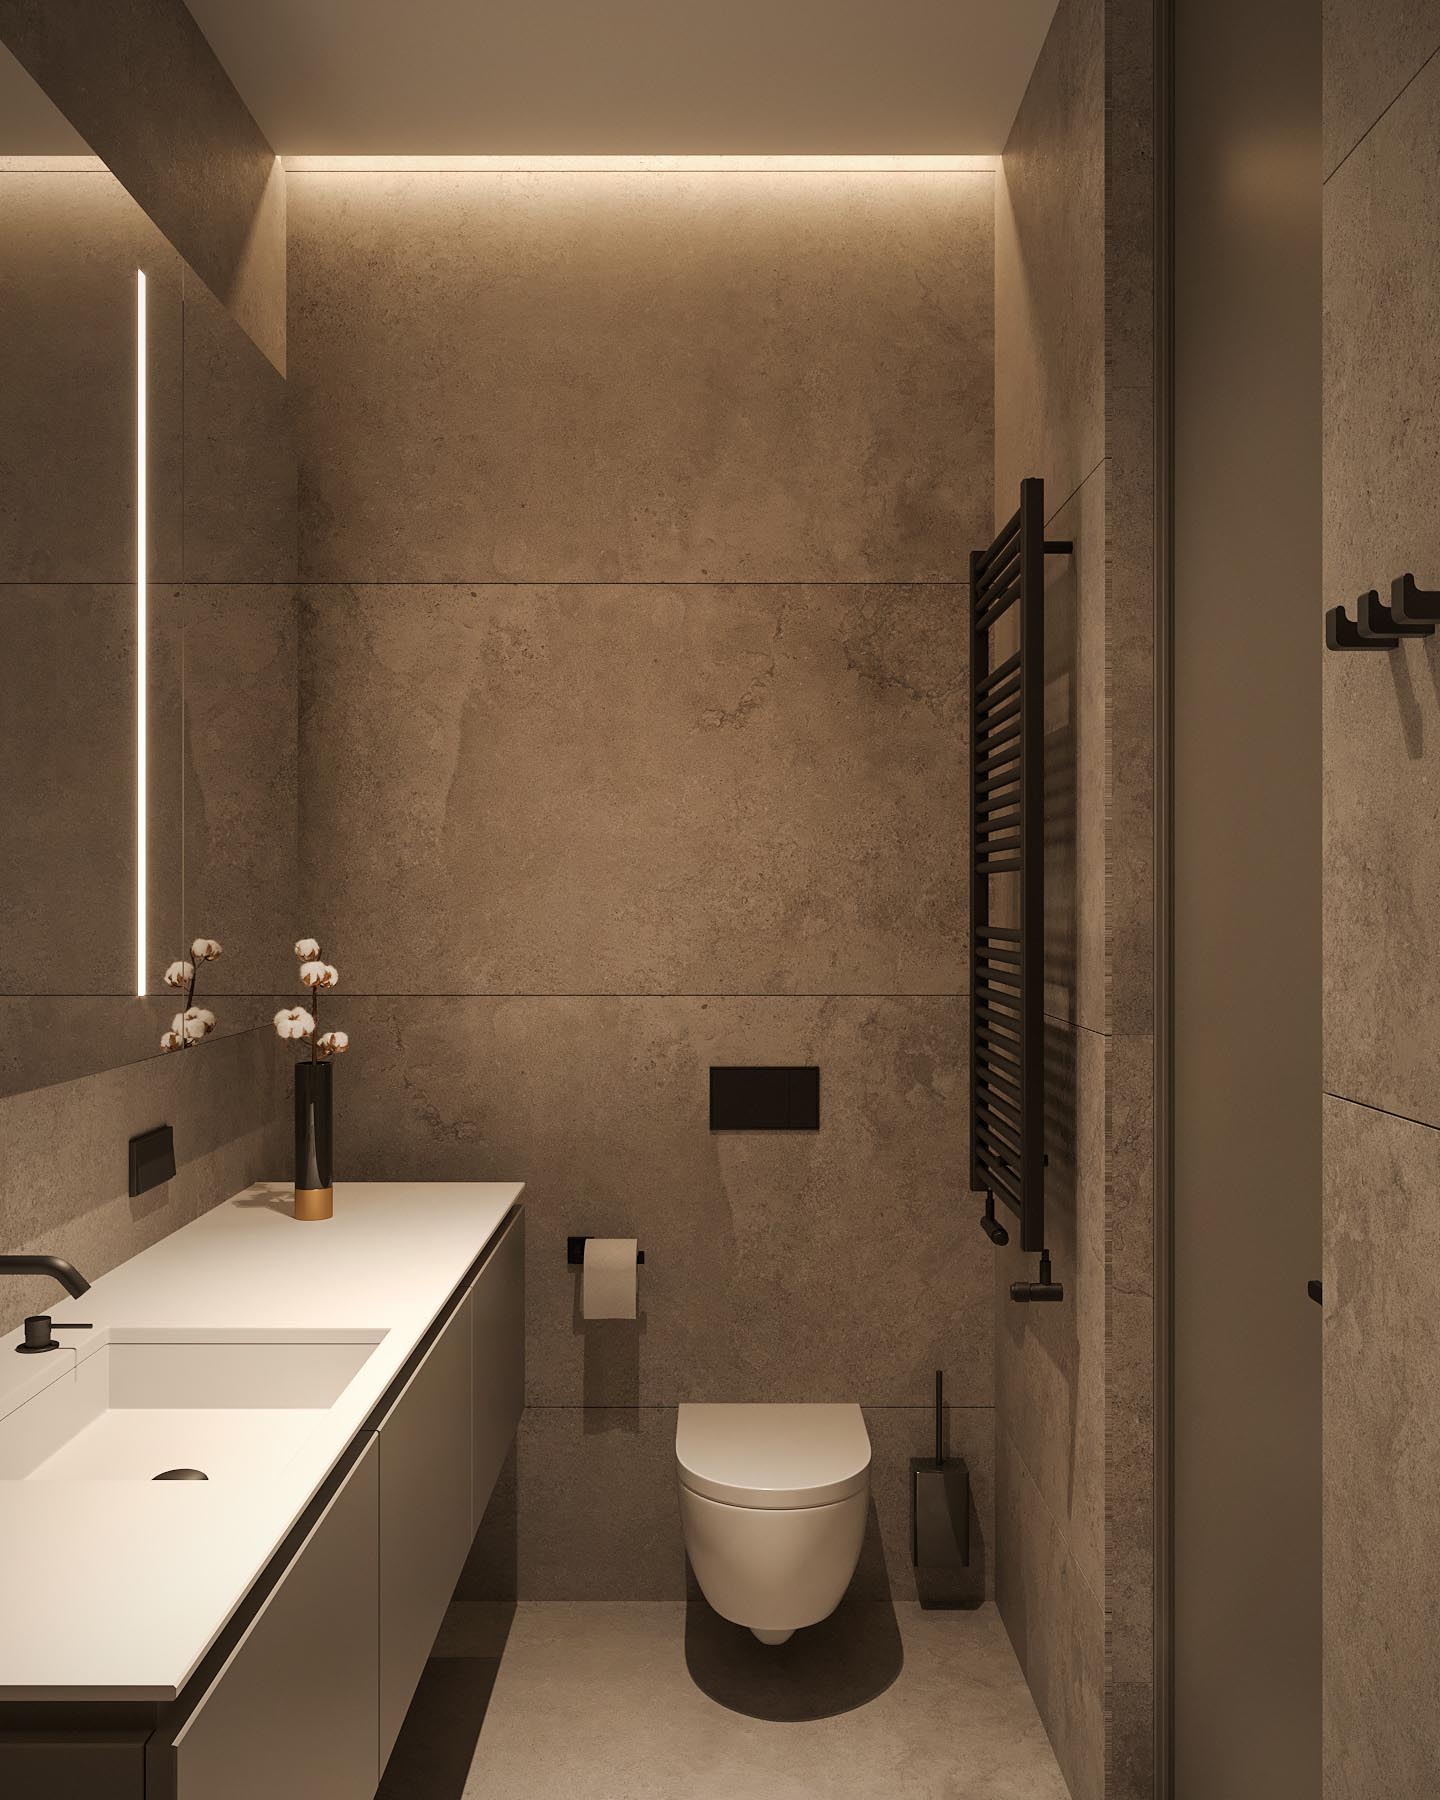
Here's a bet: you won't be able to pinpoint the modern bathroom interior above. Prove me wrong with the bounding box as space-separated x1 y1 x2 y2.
0 1 1430 1796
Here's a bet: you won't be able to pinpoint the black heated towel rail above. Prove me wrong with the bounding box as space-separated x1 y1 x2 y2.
969 477 1069 1301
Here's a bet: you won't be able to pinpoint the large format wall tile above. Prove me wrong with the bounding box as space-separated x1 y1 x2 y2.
482 1404 996 1604
182 276 297 582
0 170 184 584
1103 1030 1154 1800
993 1023 1105 1606
289 169 993 582
1323 0 1440 177
1323 53 1440 1125
330 994 985 1409
1041 467 1107 1038
1 584 182 997
0 0 287 370
994 0 1105 524
996 1425 1105 1800
299 582 968 996
0 1026 286 1333
182 585 298 997
1323 1096 1440 1798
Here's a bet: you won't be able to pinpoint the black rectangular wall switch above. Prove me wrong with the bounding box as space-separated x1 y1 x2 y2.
709 1066 820 1131
128 1123 176 1197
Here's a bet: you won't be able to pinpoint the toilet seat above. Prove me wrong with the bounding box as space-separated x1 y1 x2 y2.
675 1403 870 1510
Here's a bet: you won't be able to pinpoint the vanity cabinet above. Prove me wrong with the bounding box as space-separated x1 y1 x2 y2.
473 1206 525 1530
173 1435 380 1800
377 1205 525 1767
0 1204 525 1800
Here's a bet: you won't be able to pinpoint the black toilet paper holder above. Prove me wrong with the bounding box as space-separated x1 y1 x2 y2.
567 1236 645 1266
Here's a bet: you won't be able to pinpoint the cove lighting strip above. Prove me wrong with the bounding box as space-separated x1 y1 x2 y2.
283 155 998 174
136 268 147 998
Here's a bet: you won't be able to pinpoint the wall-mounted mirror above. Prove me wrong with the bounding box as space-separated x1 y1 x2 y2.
0 42 296 1100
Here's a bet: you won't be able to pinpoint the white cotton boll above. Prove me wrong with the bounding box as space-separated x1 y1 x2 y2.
160 1028 184 1051
294 937 321 960
191 937 223 963
300 960 338 990
181 1008 215 1043
274 1006 315 1041
316 1029 350 1058
163 960 195 989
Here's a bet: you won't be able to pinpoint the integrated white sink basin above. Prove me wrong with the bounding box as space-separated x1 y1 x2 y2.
0 1333 385 1482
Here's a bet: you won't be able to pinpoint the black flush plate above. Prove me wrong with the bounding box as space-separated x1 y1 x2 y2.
129 1123 176 1197
709 1066 819 1131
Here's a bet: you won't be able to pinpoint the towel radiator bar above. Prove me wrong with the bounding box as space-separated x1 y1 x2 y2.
969 477 1069 1300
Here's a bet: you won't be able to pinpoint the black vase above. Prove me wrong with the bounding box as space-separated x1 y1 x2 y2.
293 1059 333 1221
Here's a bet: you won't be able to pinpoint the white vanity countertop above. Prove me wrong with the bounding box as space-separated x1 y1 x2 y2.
0 1180 522 1702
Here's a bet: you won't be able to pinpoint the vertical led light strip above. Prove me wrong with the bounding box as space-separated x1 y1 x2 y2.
135 268 147 997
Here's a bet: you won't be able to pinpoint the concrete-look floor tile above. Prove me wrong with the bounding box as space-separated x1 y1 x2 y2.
1323 50 1440 1127
299 582 967 998
289 169 992 583
1323 0 1440 178
331 995 988 1411
460 1601 1068 1799
1323 1095 1440 1798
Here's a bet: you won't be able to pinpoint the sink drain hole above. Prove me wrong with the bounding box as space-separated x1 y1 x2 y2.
153 1467 208 1481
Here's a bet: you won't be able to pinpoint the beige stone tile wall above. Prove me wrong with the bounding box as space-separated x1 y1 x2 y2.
290 162 996 1607
0 1028 289 1335
0 0 286 371
1323 11 1440 1793
993 0 1156 1793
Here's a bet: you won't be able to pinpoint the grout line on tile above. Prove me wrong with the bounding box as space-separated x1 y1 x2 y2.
1323 1088 1440 1136
1324 39 1440 185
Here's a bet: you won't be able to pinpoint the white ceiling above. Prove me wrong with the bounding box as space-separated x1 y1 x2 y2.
181 0 1059 155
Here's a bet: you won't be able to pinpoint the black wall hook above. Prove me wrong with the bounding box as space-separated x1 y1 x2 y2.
1327 577 1440 650
1359 587 1433 639
1391 572 1440 628
1327 594 1397 650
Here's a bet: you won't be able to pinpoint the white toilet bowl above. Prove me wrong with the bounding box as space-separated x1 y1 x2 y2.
676 1403 871 1645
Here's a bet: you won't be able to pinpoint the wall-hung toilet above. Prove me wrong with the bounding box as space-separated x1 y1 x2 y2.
676 1402 871 1645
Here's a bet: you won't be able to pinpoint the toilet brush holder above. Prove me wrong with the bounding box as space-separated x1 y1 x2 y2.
911 1369 970 1569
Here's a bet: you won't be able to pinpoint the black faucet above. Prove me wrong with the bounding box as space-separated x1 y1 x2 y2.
0 1255 91 1299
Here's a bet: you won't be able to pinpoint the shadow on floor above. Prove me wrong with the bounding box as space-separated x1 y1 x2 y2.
684 1589 905 1723
377 1604 516 1799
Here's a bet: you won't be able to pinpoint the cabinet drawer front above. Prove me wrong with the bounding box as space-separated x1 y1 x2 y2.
473 1207 525 1529
174 1436 379 1800
378 1299 473 1768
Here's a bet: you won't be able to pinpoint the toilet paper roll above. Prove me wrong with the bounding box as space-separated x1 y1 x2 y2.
582 1237 638 1320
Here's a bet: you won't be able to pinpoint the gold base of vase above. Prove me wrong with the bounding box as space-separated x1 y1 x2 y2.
293 1185 334 1222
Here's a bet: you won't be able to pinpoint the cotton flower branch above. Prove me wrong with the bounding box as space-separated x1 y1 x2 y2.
276 936 352 1060
160 938 222 1051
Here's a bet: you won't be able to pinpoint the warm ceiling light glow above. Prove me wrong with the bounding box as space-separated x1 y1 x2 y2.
283 155 998 174
135 268 147 999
